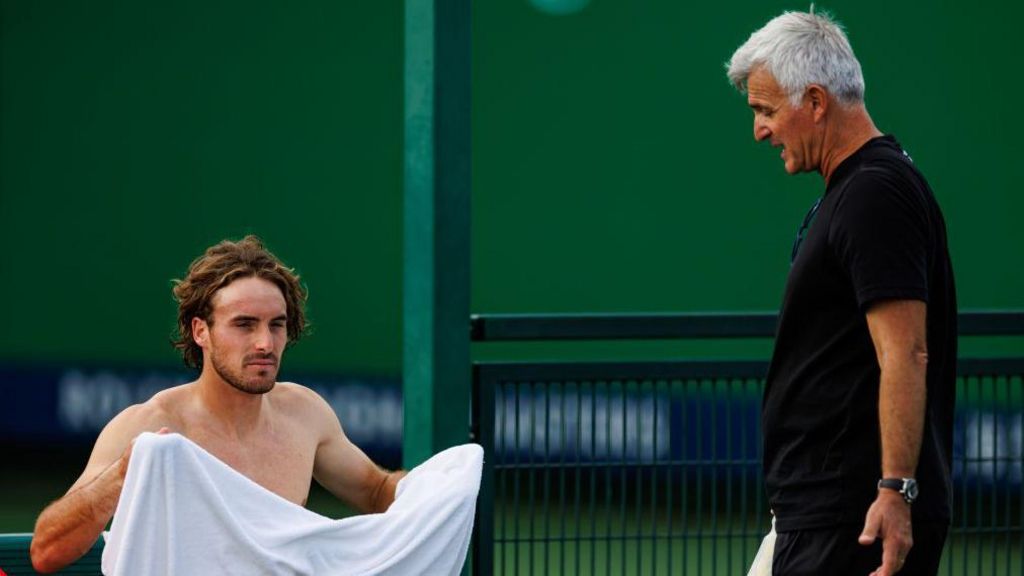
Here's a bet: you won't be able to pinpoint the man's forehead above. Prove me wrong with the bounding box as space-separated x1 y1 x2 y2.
746 69 785 104
210 276 287 313
747 67 779 90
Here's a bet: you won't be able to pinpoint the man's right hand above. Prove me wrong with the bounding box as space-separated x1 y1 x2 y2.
858 490 913 576
116 427 171 479
30 416 171 574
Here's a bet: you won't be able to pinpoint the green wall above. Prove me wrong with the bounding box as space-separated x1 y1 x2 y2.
473 1 1023 314
1 1 404 374
2 0 1022 376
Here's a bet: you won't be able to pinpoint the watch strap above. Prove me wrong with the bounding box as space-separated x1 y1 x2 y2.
878 477 917 504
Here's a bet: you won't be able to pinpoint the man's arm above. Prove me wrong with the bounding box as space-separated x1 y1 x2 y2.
858 299 928 576
306 392 406 514
30 405 163 573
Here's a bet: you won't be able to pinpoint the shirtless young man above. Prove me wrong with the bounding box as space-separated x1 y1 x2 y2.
30 236 405 573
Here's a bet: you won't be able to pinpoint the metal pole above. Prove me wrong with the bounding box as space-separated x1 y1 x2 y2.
402 0 471 467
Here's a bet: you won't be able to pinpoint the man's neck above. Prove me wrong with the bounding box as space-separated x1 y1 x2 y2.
820 103 883 185
193 372 269 438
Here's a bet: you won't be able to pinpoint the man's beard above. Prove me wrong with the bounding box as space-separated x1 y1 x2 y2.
210 350 278 395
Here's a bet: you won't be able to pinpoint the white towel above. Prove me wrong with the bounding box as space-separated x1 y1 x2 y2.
746 516 776 576
102 433 481 576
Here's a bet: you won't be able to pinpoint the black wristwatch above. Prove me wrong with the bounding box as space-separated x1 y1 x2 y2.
878 477 918 504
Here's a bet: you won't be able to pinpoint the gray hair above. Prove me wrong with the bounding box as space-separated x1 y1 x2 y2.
726 10 865 106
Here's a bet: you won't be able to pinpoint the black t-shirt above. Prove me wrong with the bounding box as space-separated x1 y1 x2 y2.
763 135 957 532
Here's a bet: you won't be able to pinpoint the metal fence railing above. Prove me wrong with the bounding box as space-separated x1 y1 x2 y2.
0 533 102 575
469 312 1024 576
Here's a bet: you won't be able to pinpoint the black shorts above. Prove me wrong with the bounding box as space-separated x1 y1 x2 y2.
772 522 948 576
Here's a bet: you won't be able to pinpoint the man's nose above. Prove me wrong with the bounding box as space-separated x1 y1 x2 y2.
754 120 770 142
254 325 273 351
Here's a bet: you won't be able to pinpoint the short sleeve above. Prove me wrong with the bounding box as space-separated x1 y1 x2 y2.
828 167 931 311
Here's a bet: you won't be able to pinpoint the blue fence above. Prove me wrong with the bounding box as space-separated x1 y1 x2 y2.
469 312 1024 576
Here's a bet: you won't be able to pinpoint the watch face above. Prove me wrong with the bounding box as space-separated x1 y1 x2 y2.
904 479 919 502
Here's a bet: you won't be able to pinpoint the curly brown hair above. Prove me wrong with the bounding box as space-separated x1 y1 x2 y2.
171 235 308 369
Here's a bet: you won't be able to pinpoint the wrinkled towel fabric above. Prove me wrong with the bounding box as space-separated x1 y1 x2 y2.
102 433 481 575
746 516 776 576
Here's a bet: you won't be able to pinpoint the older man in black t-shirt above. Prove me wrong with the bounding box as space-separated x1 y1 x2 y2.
726 11 956 576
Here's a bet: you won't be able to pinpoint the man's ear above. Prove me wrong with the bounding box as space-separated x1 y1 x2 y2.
192 317 209 347
806 84 829 122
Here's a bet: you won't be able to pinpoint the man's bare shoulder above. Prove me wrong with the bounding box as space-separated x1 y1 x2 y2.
272 382 333 411
271 382 338 428
99 383 192 440
69 384 191 492
134 383 193 425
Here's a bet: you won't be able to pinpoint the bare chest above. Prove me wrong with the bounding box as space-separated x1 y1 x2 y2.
186 427 318 506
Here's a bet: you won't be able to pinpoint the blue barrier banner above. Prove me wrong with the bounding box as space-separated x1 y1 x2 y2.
4 365 1019 488
956 409 1024 488
0 365 402 466
489 383 1022 489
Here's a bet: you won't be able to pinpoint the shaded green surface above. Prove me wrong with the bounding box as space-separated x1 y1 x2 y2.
471 1 1024 317
1 0 404 374
2 1 1022 374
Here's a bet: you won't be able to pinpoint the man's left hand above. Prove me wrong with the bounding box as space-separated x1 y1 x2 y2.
858 490 913 576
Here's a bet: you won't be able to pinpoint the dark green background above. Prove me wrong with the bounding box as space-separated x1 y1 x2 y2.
2 0 1022 530
3 1 1021 374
